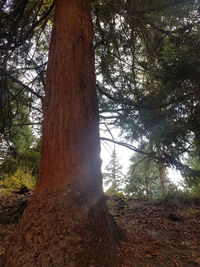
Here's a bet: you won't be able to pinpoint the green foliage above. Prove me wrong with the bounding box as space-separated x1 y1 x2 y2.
0 168 36 190
185 181 200 198
159 189 200 207
0 124 40 186
96 0 200 186
10 125 35 154
103 149 124 193
161 190 186 205
1 0 200 195
0 156 18 177
0 146 40 179
178 146 200 189
125 152 161 197
0 0 54 146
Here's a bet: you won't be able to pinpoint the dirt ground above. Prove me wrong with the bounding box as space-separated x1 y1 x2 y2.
0 190 200 266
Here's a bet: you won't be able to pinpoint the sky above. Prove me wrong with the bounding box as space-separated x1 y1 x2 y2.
101 139 132 174
100 129 184 187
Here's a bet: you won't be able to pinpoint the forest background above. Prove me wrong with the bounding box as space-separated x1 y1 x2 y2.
1 0 200 198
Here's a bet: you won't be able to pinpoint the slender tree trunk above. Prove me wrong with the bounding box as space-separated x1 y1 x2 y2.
144 160 151 196
112 148 117 191
144 176 150 197
159 162 168 195
4 1 122 266
156 147 168 195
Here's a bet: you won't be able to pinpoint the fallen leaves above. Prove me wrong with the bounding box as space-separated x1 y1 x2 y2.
111 197 200 266
0 192 200 266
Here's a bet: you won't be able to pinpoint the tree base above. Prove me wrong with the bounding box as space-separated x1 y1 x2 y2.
4 186 123 267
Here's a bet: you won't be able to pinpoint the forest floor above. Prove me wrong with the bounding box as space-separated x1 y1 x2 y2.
0 189 200 267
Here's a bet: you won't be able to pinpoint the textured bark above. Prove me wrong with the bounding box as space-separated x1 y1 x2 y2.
159 163 168 195
157 147 168 195
4 1 122 266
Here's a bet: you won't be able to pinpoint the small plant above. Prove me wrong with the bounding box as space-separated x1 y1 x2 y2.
158 189 200 207
187 182 200 198
0 168 36 190
163 190 186 206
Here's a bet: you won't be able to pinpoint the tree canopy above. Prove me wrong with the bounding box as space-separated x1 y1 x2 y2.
1 0 200 189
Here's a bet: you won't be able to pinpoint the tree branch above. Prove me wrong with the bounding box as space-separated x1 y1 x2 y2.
97 84 194 110
101 137 200 177
1 69 43 99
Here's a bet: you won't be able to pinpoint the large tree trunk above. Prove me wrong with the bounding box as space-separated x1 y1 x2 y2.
4 1 122 266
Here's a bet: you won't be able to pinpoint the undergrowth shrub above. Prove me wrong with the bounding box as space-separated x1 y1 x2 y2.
159 189 200 207
188 182 200 198
163 190 187 206
0 168 36 189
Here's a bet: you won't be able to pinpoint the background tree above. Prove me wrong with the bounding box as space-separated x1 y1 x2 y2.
125 149 180 198
125 151 161 197
96 0 200 184
182 147 200 194
1 0 200 187
0 80 40 188
0 130 40 189
103 147 123 194
0 0 54 142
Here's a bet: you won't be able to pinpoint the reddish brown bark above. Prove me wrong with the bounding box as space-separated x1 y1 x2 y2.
38 0 102 194
4 1 122 266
